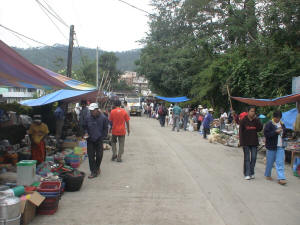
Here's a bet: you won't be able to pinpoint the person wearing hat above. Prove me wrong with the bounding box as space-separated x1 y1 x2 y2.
83 103 109 178
202 108 214 139
27 115 49 164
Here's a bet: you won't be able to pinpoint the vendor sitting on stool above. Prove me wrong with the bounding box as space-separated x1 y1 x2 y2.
28 115 49 164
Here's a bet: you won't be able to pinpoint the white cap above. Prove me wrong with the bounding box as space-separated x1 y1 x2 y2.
88 103 99 111
198 105 203 109
208 108 214 112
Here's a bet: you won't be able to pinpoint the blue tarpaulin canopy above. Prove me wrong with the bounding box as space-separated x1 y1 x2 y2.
155 96 190 103
282 108 298 130
20 89 100 107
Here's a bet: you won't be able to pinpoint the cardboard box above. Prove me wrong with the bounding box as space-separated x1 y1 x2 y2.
20 192 45 225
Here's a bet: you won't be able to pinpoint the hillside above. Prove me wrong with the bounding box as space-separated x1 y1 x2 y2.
13 45 141 72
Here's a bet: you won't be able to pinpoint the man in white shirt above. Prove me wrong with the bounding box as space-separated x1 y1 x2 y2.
220 108 228 130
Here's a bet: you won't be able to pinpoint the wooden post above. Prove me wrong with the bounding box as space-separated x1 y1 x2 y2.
227 85 233 110
66 25 74 78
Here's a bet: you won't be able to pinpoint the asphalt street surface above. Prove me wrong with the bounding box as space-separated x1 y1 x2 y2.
32 117 300 225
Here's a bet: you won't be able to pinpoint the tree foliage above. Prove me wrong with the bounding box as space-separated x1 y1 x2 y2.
137 0 300 112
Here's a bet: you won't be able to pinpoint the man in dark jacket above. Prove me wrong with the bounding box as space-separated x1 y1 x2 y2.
83 103 109 179
264 111 287 185
239 106 263 180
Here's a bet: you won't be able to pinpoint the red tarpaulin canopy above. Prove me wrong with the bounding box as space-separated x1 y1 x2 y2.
231 93 300 106
0 40 95 90
0 40 67 89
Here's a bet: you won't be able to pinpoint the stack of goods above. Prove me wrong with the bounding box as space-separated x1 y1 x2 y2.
45 136 57 156
53 152 65 164
225 135 240 147
37 180 61 215
78 140 87 154
64 153 81 168
74 146 87 162
17 134 31 161
0 139 18 168
62 136 78 149
286 141 300 151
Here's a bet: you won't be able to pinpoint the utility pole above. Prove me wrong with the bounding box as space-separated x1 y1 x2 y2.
96 46 99 87
67 25 74 78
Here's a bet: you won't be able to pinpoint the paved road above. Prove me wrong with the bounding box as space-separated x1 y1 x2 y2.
32 117 300 225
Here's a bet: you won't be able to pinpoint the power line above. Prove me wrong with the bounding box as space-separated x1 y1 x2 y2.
9 31 55 60
36 1 69 41
35 0 69 28
116 0 154 16
41 0 69 27
0 24 67 52
74 33 87 66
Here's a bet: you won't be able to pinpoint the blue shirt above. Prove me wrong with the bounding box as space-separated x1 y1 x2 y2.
203 113 213 128
54 106 64 121
83 113 109 142
173 106 182 116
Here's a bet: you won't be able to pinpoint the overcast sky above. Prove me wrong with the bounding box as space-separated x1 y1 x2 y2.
0 0 153 51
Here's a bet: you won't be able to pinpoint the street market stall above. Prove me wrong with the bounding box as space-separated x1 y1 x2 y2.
0 40 105 223
231 94 300 177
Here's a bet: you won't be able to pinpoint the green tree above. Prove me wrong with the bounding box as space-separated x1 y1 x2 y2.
137 0 300 112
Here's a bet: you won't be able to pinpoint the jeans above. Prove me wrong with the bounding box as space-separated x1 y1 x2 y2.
183 115 189 131
87 139 103 175
243 146 257 176
159 115 166 127
172 115 180 131
264 147 286 180
197 121 202 131
203 128 210 139
112 135 125 158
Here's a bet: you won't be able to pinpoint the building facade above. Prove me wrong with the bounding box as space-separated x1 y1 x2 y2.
0 87 44 103
119 71 151 96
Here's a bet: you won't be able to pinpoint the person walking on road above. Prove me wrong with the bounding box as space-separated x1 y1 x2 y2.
172 103 182 132
158 103 168 127
183 105 190 131
54 101 65 142
264 111 287 185
202 108 214 139
83 103 109 179
239 106 263 180
109 100 130 162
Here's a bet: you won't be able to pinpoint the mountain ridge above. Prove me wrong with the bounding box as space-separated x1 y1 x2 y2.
13 45 141 72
